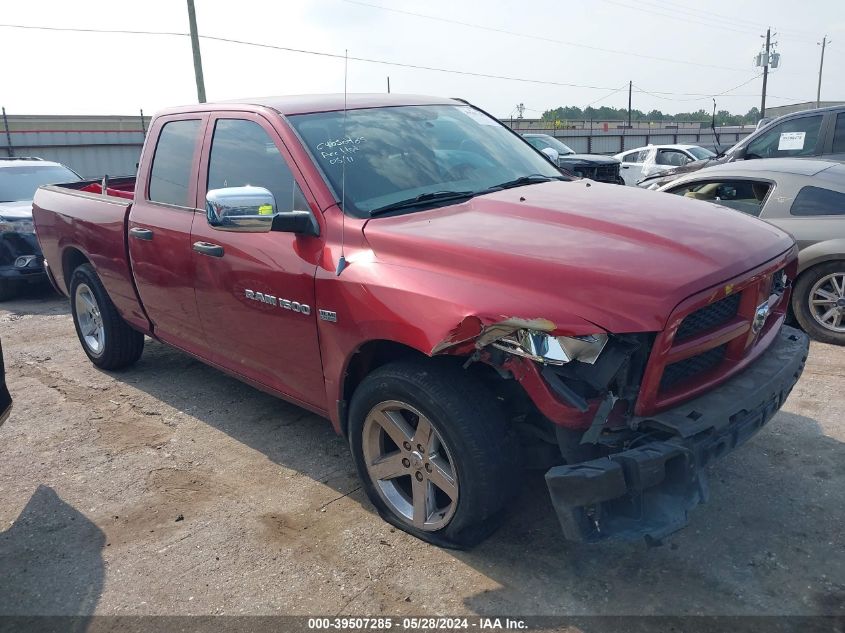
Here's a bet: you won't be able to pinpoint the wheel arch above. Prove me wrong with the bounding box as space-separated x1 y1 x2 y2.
61 246 92 294
797 242 845 276
339 339 431 436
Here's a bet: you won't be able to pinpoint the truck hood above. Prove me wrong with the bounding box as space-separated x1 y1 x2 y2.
0 200 34 220
361 180 794 333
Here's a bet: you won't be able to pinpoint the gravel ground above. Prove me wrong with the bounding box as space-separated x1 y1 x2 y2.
0 286 843 619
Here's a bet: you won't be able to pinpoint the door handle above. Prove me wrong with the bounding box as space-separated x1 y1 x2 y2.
622 165 630 169
192 241 224 258
129 227 154 241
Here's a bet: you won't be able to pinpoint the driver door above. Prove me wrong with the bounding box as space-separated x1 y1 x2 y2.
190 113 325 408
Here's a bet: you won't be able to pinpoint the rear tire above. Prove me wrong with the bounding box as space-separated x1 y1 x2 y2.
0 279 21 302
70 264 144 369
348 358 520 549
792 262 845 346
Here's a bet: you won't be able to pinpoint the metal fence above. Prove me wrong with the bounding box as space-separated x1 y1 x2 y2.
504 120 756 155
1 129 146 178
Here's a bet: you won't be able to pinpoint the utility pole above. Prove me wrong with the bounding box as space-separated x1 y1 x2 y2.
186 0 206 103
387 76 390 93
817 36 830 109
760 27 771 118
627 80 632 128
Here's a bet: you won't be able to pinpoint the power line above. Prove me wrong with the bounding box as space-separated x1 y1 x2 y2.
584 84 629 109
338 0 758 73
600 0 772 36
0 22 799 102
633 74 764 103
646 0 819 38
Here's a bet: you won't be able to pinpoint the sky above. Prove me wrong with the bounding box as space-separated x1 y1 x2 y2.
1 0 843 118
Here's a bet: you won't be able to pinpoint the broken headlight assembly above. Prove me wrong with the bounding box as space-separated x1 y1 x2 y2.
0 216 35 235
492 330 609 365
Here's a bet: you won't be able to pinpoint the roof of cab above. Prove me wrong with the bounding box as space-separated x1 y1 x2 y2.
691 158 842 178
156 94 462 117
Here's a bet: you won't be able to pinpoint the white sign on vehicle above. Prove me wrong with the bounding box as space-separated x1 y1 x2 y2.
778 131 806 151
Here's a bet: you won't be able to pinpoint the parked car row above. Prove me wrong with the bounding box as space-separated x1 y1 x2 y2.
613 144 716 186
522 133 624 184
637 104 845 189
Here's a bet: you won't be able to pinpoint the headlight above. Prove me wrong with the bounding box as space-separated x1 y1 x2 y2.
492 330 608 365
0 216 35 234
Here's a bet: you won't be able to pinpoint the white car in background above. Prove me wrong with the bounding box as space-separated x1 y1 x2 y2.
614 144 716 186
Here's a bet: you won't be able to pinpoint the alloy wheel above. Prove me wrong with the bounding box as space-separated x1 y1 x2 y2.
362 400 459 531
75 283 105 355
809 272 845 333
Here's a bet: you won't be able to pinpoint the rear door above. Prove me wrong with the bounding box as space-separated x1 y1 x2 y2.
190 112 325 408
128 114 209 356
619 150 645 185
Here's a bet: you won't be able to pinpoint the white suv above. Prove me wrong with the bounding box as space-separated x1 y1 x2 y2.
614 145 715 186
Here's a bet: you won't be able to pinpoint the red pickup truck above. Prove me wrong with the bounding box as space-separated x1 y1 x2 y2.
33 94 809 547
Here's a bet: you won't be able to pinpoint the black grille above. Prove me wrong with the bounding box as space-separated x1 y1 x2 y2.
660 345 727 391
676 293 741 340
594 164 620 183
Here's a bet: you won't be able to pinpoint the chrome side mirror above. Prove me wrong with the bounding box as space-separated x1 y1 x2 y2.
206 186 276 233
541 147 560 164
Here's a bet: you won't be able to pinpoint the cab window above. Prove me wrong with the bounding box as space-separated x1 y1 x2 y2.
745 115 823 159
149 119 202 207
667 179 772 216
206 119 308 214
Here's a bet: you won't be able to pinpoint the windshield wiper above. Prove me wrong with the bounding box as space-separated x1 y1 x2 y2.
485 173 564 192
369 190 476 216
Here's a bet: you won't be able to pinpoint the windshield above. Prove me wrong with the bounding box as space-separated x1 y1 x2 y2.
0 165 80 202
686 146 716 160
525 135 575 156
289 105 563 217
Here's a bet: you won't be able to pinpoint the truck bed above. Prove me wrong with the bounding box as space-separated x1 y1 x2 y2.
32 177 151 334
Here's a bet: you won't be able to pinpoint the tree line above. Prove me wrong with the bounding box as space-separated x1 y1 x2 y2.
540 105 761 125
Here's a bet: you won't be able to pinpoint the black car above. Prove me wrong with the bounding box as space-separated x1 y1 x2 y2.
0 337 11 427
0 157 81 301
638 104 845 189
523 133 624 184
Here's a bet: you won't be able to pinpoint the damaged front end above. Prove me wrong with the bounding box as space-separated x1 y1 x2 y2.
433 314 809 544
434 314 652 435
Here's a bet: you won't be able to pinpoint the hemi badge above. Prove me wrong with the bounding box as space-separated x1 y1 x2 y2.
318 309 337 322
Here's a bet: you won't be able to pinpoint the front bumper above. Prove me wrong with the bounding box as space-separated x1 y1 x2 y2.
0 232 45 283
545 325 809 543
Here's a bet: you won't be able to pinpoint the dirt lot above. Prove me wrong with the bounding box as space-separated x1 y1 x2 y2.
1 286 844 619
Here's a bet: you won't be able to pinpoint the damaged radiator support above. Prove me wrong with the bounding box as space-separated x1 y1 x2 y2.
537 333 648 441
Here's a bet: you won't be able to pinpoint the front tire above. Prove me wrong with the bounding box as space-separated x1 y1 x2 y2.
792 262 845 346
70 264 144 369
348 358 520 549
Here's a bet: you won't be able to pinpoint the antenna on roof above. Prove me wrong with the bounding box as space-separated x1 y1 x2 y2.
335 49 349 276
